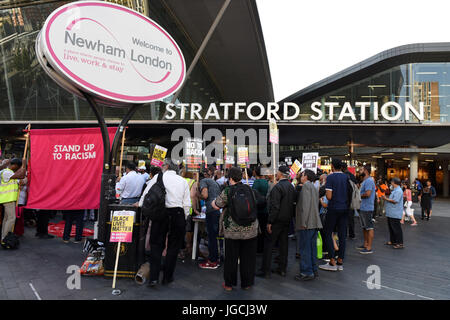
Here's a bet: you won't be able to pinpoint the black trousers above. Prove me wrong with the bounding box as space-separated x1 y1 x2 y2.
256 211 268 254
348 209 355 238
36 210 53 235
149 208 186 282
224 237 257 288
261 223 289 273
387 217 403 245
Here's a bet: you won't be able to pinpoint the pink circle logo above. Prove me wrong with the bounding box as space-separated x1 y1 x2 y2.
38 1 186 105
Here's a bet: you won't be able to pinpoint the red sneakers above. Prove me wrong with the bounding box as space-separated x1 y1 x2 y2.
199 260 219 269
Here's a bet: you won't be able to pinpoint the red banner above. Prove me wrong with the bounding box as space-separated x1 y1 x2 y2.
26 127 116 210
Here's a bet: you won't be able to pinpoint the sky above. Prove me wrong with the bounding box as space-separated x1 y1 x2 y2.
256 0 450 101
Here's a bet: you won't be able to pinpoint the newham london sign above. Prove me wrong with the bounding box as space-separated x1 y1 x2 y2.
36 1 186 106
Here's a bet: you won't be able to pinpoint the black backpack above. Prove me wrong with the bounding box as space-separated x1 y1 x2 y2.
228 183 257 226
2 232 19 250
142 173 166 221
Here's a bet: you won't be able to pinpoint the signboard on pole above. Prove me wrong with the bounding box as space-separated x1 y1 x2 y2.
269 118 279 144
36 1 186 106
302 152 319 174
289 159 302 179
150 145 167 167
109 211 135 243
185 138 202 172
237 147 249 168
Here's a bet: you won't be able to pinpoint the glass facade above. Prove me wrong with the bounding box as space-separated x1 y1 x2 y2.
298 62 450 123
0 0 222 122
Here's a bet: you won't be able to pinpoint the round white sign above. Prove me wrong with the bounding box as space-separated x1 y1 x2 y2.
38 1 186 105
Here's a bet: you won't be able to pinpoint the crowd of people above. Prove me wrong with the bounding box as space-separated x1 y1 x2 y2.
111 156 438 291
0 155 439 291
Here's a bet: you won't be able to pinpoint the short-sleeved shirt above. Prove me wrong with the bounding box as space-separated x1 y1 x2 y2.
385 186 404 219
404 189 412 202
360 177 376 211
325 172 349 211
1 169 14 183
199 178 221 213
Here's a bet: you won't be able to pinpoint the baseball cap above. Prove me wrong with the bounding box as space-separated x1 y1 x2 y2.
278 165 290 175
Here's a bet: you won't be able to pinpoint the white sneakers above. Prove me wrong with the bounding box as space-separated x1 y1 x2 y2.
318 262 343 271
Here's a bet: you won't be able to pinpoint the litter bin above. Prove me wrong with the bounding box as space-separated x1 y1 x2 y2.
104 204 141 278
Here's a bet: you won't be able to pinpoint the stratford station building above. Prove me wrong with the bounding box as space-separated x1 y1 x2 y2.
1 0 450 196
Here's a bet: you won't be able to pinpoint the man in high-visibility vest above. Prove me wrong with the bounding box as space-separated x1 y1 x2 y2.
0 158 26 242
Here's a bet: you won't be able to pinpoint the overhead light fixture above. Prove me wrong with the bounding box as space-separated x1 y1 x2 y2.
193 82 198 86
439 165 442 170
329 95 345 99
381 153 394 155
372 156 383 158
199 87 204 91
416 72 437 75
440 84 450 87
368 85 386 88
425 159 434 162
361 96 377 98
420 152 438 155
402 158 410 161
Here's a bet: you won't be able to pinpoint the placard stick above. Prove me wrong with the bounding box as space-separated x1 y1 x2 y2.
17 124 31 207
112 241 121 289
272 143 276 183
245 167 249 185
118 128 127 179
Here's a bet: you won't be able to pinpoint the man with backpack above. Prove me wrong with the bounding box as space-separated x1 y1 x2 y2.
257 165 296 278
139 158 191 287
319 158 350 272
198 169 222 270
212 167 258 291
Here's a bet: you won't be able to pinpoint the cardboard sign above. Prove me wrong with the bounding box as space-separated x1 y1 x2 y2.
110 211 135 243
302 152 319 174
269 118 279 144
185 138 202 172
237 147 249 168
150 145 167 167
289 159 302 179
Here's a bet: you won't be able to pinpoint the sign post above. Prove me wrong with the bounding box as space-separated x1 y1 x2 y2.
35 1 186 242
269 118 279 180
110 210 135 294
237 147 249 184
118 128 127 179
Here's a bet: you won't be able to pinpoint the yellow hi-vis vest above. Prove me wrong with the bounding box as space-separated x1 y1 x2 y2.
0 168 19 204
184 177 195 216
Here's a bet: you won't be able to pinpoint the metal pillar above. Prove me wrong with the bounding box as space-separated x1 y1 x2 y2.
410 153 419 184
82 92 140 242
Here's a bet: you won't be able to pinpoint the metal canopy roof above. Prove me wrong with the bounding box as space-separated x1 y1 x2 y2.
163 0 274 103
280 42 450 105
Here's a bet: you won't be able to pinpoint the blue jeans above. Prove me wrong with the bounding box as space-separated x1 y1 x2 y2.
63 210 84 241
120 197 140 205
298 229 318 276
205 210 220 263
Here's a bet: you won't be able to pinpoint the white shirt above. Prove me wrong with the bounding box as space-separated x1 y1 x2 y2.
216 176 227 185
116 171 145 199
1 169 14 183
140 172 149 184
139 170 191 217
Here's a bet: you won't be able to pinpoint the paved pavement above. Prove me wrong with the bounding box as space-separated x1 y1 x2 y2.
0 200 449 300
